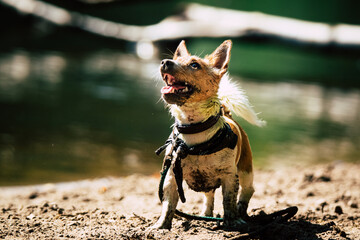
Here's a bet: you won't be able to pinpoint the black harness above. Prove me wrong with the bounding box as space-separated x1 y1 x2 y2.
155 111 238 203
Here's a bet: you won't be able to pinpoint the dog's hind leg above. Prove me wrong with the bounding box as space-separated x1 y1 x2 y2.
238 170 254 218
237 127 255 218
201 190 215 217
151 169 179 229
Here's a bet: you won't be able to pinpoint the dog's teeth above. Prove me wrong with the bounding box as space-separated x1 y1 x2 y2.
184 87 189 92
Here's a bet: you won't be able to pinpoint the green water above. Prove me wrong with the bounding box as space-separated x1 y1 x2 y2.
0 47 359 186
1 0 360 186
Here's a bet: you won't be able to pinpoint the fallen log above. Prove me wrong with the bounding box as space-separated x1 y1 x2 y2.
2 0 360 47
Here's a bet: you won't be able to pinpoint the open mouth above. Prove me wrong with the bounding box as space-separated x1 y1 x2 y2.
161 74 193 95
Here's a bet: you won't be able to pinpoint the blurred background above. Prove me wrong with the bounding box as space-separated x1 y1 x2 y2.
0 0 359 186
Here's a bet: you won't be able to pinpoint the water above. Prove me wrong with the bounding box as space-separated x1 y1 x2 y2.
0 49 359 186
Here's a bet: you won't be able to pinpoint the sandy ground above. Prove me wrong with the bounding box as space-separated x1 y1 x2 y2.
1 161 359 240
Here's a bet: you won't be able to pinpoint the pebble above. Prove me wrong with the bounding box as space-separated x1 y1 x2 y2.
306 192 315 197
58 208 65 215
317 175 331 182
349 201 358 209
50 204 58 211
334 205 343 215
26 214 35 220
304 174 314 182
339 231 347 237
28 192 39 199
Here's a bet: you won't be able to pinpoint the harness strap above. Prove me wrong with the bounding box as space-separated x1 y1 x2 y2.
156 123 238 203
156 123 238 157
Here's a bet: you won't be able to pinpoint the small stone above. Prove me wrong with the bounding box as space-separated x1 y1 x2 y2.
334 205 343 215
340 231 347 237
307 192 315 197
50 204 58 211
317 175 331 182
98 186 107 194
304 174 314 182
182 221 191 231
29 193 39 199
58 208 64 215
349 202 358 209
26 214 35 220
326 221 335 227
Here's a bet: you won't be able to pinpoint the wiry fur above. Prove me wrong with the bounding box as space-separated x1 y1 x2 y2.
218 74 266 127
150 40 263 230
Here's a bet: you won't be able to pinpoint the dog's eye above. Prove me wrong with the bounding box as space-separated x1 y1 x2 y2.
189 62 201 69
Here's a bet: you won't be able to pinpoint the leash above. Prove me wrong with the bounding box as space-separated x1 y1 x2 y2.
158 161 298 240
158 162 297 224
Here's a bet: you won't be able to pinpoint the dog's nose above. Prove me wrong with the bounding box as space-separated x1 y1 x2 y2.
161 59 174 71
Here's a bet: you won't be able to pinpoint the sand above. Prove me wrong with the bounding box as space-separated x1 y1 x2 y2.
1 162 359 239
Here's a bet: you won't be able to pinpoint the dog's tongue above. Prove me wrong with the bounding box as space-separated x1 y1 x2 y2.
161 85 186 94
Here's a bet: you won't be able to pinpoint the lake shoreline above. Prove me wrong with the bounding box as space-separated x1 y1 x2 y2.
1 162 359 239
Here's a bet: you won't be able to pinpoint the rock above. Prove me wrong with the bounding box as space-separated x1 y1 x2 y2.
317 175 331 182
26 214 35 220
306 192 315 197
182 221 191 231
58 208 65 215
334 205 343 215
50 204 58 211
28 192 39 199
326 221 335 227
349 201 358 209
304 174 314 182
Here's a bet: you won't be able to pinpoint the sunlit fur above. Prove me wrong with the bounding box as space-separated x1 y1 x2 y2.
170 74 265 127
151 40 263 230
218 74 266 127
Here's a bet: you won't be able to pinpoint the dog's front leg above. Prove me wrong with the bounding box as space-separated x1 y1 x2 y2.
201 190 215 217
222 174 242 227
151 169 179 229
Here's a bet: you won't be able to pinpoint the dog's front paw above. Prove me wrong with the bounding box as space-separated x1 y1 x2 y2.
148 220 172 230
145 222 170 239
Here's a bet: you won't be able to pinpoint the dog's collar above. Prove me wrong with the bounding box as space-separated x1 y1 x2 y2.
175 110 221 134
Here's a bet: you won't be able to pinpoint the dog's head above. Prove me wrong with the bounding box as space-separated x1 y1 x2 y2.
160 40 232 105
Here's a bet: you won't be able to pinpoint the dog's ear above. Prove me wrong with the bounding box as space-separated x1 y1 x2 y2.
207 40 232 76
173 40 190 60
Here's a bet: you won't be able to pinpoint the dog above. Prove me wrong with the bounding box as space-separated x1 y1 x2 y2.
152 40 265 229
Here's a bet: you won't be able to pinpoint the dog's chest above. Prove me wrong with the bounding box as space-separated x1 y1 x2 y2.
181 149 236 192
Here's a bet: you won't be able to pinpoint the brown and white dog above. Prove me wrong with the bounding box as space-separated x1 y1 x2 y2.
152 40 265 229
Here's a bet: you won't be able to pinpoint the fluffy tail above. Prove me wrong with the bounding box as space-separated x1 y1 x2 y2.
218 74 266 127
